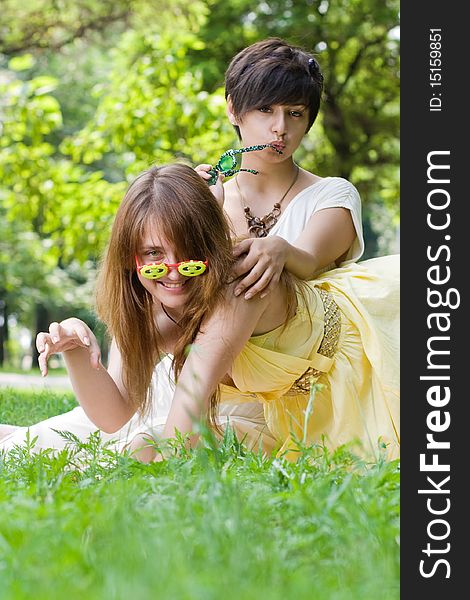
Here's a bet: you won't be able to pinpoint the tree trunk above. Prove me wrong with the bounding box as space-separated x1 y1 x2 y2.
31 303 50 369
323 94 353 181
0 295 7 367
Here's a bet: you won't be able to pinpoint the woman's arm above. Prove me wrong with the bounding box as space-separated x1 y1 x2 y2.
284 206 356 276
62 340 136 433
233 207 355 298
37 319 135 433
162 288 271 443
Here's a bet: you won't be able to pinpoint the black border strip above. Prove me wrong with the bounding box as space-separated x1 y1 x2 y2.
401 4 466 596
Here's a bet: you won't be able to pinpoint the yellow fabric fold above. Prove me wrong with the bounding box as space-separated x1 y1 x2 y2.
308 353 334 373
220 255 400 461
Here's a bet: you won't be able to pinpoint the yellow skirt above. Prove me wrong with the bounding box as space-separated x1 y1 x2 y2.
220 255 400 461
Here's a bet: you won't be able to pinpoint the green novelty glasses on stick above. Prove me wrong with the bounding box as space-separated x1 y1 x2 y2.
207 144 283 186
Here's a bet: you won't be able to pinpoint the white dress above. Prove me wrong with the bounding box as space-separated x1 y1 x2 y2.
0 177 363 454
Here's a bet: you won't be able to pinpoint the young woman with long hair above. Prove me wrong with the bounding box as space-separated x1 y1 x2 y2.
15 163 399 463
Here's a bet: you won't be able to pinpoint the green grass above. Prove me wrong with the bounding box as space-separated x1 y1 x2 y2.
0 366 68 376
0 388 77 425
0 388 400 600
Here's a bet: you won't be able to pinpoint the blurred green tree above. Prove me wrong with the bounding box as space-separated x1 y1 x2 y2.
0 58 124 366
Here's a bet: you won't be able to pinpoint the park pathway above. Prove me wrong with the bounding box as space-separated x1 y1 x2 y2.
0 372 72 391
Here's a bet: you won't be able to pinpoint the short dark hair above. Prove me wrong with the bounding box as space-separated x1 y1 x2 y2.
225 38 324 139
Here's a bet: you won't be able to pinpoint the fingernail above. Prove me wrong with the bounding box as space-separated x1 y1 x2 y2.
260 293 267 299
52 336 59 343
244 293 252 300
234 289 241 297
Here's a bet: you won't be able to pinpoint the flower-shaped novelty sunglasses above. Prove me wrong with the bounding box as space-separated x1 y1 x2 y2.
136 257 208 280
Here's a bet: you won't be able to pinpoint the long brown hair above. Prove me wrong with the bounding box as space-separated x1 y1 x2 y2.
96 163 302 430
96 164 234 424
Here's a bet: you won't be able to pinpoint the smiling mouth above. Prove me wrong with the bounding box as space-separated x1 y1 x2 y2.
158 281 188 289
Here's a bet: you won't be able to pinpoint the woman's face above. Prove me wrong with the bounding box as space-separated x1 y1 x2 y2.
136 227 197 314
228 100 309 161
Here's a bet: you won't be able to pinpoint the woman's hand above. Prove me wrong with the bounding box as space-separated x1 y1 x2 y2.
36 318 101 376
232 236 289 299
194 164 225 207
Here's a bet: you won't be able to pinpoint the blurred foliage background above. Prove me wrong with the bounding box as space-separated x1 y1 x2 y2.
0 0 399 369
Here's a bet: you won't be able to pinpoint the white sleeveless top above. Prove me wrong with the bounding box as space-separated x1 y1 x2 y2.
268 176 364 268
